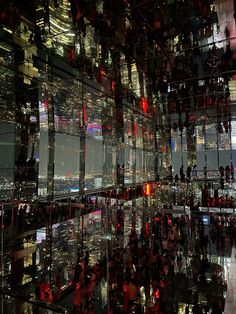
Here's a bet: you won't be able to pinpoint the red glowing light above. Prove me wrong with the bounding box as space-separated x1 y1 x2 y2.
141 97 148 113
154 289 160 299
145 183 151 196
167 216 171 225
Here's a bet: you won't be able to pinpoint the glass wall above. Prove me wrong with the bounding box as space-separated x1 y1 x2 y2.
0 121 15 199
135 115 144 183
38 71 82 197
84 85 116 191
123 108 133 185
143 119 155 181
172 121 235 176
171 128 188 175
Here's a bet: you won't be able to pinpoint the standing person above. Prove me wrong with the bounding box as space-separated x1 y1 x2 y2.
180 165 185 182
168 165 173 181
192 164 197 180
225 166 230 182
219 166 224 178
230 163 234 181
186 166 192 182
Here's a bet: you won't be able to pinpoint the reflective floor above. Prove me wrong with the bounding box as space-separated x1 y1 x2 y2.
1 211 236 313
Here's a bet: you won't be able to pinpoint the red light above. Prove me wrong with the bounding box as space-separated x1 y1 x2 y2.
145 183 151 196
146 222 149 234
141 97 148 113
154 289 160 299
155 217 160 222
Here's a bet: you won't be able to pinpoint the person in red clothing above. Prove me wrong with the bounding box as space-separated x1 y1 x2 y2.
73 281 83 309
40 281 53 303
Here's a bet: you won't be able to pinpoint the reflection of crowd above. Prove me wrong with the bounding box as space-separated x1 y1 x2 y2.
219 165 234 189
73 251 104 313
201 186 234 208
167 164 235 185
3 198 236 313
106 213 236 314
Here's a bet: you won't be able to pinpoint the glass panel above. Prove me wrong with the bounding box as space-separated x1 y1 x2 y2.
171 128 187 152
123 108 133 185
48 0 75 48
131 63 140 97
84 24 95 58
231 121 236 150
206 150 218 170
205 123 217 150
136 148 143 183
54 133 80 195
120 52 129 87
53 77 82 136
0 122 15 199
218 131 231 150
144 151 155 181
196 125 205 151
85 137 103 190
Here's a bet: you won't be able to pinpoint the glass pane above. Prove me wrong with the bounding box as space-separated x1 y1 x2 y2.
205 123 217 150
54 133 80 195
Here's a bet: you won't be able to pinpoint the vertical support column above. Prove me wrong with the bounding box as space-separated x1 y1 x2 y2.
131 112 136 200
14 47 39 200
115 104 124 189
46 55 55 200
187 126 196 167
78 78 86 259
157 94 172 180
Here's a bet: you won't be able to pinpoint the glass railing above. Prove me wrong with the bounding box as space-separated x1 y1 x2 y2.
0 293 68 314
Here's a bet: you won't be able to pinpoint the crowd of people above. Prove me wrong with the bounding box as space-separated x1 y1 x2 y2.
201 187 234 208
49 211 236 314
167 164 235 185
